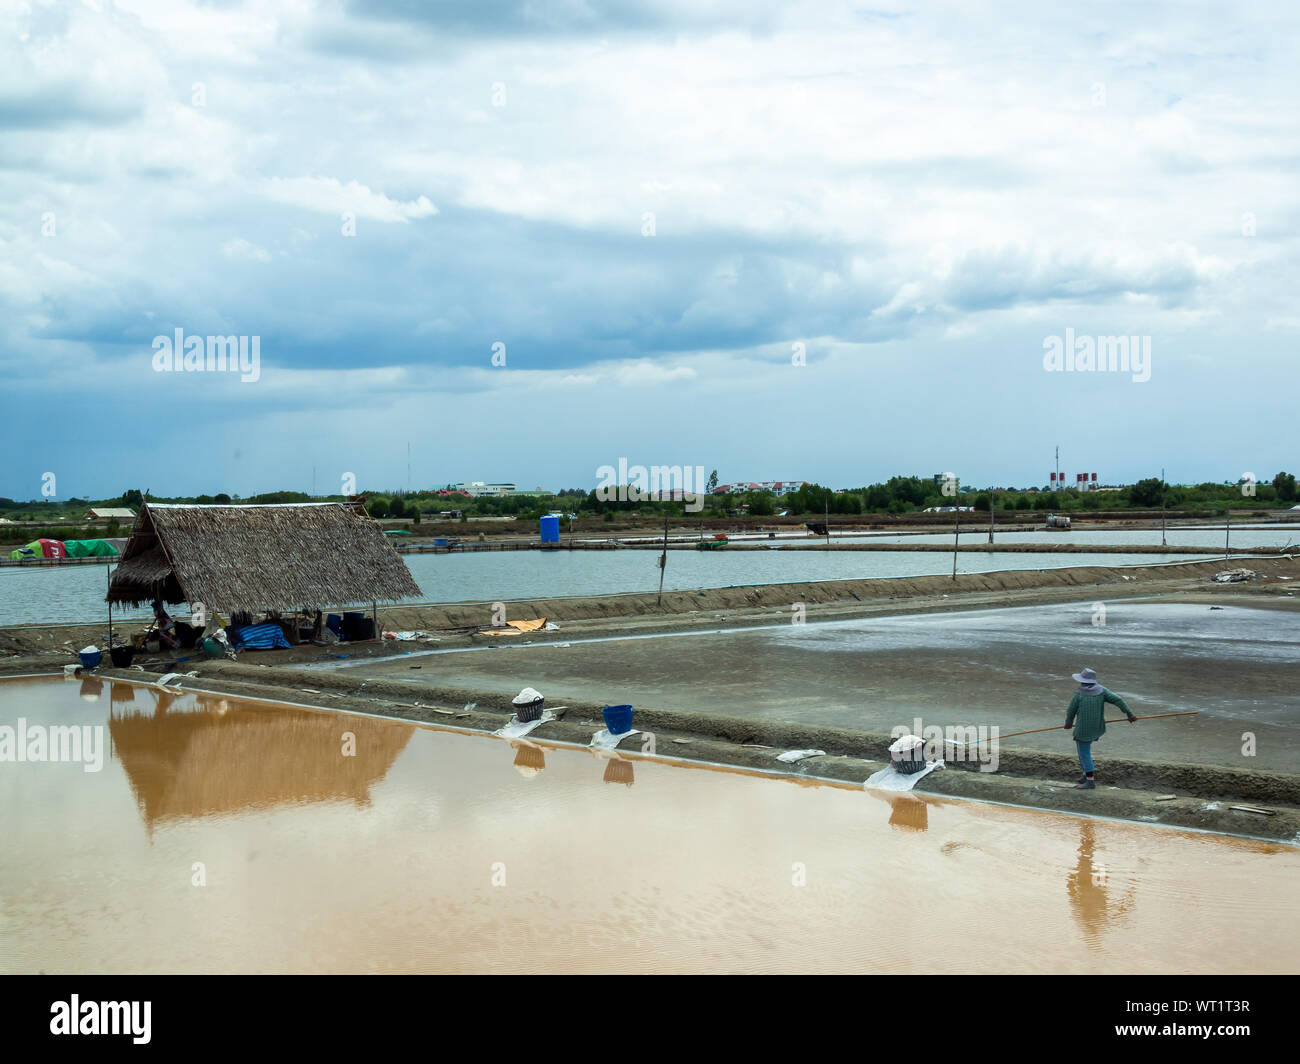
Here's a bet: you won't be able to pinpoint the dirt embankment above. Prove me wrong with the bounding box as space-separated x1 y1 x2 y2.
644 541 1282 554
3 556 1296 659
352 555 1300 630
49 660 1300 844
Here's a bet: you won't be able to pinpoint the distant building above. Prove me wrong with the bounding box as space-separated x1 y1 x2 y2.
453 482 517 497
712 480 808 496
85 507 137 520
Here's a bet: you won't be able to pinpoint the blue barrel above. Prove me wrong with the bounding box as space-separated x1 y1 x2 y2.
540 515 560 543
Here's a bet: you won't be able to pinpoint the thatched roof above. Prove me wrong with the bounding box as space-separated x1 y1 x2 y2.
106 501 422 612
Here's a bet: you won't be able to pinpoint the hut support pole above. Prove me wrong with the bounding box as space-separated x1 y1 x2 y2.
107 564 112 647
372 600 378 640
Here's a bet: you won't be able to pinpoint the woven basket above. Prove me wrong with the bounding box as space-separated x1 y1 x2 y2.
514 698 544 723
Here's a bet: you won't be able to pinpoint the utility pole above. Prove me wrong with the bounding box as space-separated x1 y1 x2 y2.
1225 506 1231 560
1055 445 1059 487
952 507 960 580
1160 468 1167 547
825 497 830 547
988 487 995 545
657 510 670 605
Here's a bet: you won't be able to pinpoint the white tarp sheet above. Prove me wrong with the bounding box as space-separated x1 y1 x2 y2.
865 760 945 792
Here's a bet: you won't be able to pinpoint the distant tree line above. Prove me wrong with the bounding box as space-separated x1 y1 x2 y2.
0 474 1293 524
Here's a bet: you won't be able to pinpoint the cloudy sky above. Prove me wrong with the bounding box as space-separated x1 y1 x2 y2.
1 0 1296 501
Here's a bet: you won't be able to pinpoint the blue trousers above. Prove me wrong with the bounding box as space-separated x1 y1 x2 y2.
1076 740 1094 774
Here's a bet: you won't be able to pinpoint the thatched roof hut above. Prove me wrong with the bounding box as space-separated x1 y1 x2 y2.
106 500 421 612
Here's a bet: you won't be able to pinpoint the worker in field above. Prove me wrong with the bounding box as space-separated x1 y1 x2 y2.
1063 668 1136 789
151 599 180 650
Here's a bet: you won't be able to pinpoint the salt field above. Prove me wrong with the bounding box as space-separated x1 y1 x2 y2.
2 676 1296 974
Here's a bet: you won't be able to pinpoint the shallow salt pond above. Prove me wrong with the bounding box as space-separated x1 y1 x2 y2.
1 676 1296 974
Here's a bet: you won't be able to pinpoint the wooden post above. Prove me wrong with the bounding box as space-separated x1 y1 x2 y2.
372 600 378 640
952 508 960 579
657 510 669 606
988 491 995 545
1160 468 1167 547
1225 509 1231 560
107 564 113 647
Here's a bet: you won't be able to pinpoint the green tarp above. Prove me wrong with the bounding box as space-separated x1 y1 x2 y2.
63 539 119 557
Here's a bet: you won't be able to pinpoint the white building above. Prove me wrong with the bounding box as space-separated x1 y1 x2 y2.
453 482 517 497
712 480 808 496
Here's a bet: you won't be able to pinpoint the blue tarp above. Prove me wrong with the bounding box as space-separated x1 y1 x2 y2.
229 623 291 650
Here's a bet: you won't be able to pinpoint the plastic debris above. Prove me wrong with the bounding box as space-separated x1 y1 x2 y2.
776 749 827 763
590 727 639 750
1214 568 1258 583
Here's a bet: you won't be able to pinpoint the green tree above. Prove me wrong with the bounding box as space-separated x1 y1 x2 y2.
706 469 719 494
1273 471 1297 503
1128 477 1165 507
121 489 143 509
367 497 390 519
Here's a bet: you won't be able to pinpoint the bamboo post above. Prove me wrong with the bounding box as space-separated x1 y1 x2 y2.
944 710 1199 747
1160 467 1167 547
952 507 960 579
657 510 669 606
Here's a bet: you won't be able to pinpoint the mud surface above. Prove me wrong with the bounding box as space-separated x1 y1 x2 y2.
38 659 1300 844
4 556 1296 840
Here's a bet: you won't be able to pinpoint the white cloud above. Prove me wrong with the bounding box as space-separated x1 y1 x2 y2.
221 238 271 262
261 177 438 223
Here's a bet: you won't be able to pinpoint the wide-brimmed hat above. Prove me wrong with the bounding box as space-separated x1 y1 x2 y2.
1072 667 1099 685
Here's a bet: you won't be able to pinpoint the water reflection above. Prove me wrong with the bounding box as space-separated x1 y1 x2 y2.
602 757 635 787
885 795 929 833
865 788 932 832
512 742 545 779
106 681 414 831
1066 821 1137 945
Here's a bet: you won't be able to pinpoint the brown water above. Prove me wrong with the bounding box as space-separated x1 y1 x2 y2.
1 676 1296 974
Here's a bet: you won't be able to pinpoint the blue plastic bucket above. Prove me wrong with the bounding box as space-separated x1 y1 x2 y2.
78 649 102 670
602 704 634 734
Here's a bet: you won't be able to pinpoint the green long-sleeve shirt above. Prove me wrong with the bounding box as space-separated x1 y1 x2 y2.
1065 688 1135 743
